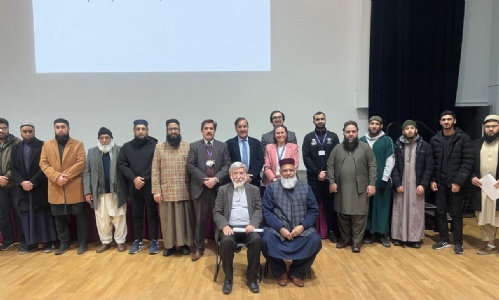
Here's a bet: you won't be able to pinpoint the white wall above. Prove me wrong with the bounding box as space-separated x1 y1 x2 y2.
0 0 372 170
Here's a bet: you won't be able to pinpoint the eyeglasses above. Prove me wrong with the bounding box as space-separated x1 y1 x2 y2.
272 116 283 120
0 126 8 130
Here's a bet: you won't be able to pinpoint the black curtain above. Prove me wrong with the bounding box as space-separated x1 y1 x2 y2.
369 0 465 136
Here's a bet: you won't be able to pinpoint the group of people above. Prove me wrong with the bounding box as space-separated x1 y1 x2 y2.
0 109 499 294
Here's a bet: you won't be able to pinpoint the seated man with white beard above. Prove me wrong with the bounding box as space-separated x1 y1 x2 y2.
213 162 263 295
261 158 321 288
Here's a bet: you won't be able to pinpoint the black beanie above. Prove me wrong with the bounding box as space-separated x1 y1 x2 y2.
98 127 113 139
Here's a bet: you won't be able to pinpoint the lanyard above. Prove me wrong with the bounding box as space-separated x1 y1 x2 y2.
276 144 286 161
314 132 328 148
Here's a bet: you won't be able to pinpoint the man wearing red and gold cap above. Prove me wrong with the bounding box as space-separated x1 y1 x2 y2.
261 158 321 288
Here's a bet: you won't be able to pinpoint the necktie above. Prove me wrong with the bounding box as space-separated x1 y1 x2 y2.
241 139 249 168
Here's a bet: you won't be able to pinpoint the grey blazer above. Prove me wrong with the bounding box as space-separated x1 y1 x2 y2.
83 145 127 209
213 183 263 240
187 139 231 199
260 129 298 153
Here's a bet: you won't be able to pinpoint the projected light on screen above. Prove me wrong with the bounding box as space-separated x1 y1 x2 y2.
32 0 270 73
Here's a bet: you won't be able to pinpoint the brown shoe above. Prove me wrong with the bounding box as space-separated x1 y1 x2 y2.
352 243 363 253
477 245 498 255
191 249 204 262
277 273 288 286
289 275 304 287
336 239 351 249
117 243 126 252
95 243 111 253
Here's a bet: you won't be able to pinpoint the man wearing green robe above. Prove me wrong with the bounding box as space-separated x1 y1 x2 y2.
360 116 395 247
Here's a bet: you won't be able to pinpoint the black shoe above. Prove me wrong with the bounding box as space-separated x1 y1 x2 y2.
454 244 464 255
380 235 391 247
248 281 259 293
180 245 190 255
408 242 421 248
163 247 176 257
392 239 402 246
328 231 338 243
363 233 376 244
222 280 233 294
55 242 70 255
77 243 88 255
235 245 243 253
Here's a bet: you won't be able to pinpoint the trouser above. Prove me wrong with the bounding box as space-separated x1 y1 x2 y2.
219 231 262 282
435 184 463 244
130 182 158 241
95 193 127 244
310 180 340 238
267 254 317 280
0 187 24 245
193 187 217 250
475 211 498 243
54 210 88 244
338 213 368 243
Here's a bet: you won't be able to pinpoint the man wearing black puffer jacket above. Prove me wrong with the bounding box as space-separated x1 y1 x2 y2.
118 119 159 255
430 111 474 255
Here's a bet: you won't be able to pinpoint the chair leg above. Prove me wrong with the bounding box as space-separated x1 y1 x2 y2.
214 241 221 282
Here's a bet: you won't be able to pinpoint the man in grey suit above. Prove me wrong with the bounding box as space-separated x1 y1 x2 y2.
187 119 231 261
213 162 262 294
260 111 298 152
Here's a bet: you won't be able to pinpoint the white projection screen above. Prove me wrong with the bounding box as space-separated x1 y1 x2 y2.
32 0 270 73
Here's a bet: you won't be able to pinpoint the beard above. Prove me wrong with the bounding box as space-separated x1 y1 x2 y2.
133 135 149 146
55 133 70 145
167 133 182 148
97 141 115 153
342 137 359 152
484 132 499 143
233 180 245 189
281 176 298 189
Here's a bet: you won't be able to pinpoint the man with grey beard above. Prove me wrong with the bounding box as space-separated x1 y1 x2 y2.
327 120 377 253
213 162 262 294
84 127 127 253
261 158 321 288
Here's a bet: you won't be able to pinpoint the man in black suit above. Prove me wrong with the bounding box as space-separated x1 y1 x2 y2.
226 117 264 187
187 119 231 261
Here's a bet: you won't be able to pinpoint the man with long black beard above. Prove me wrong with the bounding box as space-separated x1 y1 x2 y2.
262 158 321 288
118 119 159 254
327 120 377 253
152 119 194 257
471 115 499 255
40 118 87 255
84 127 127 253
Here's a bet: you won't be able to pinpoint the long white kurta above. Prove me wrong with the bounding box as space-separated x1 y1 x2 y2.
476 140 499 228
391 142 425 242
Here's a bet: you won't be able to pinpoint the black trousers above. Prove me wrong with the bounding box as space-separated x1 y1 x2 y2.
219 231 262 282
266 254 317 280
435 184 463 244
0 187 24 245
130 182 159 241
310 180 340 238
193 187 217 250
54 209 87 244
